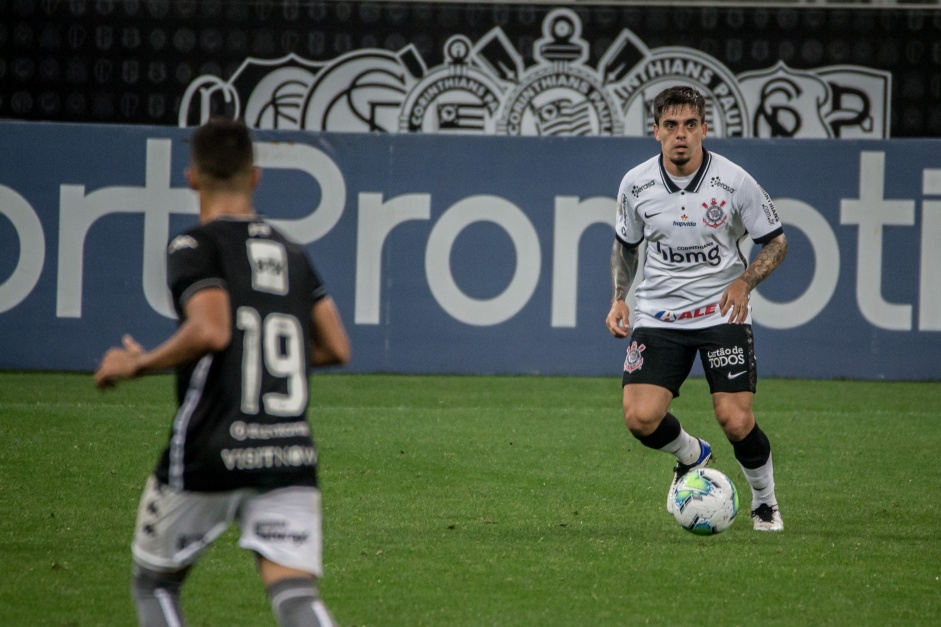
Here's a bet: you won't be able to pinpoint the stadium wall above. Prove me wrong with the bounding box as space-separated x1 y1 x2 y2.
1 121 939 380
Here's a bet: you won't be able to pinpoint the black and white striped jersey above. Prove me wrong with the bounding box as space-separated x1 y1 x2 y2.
154 216 327 492
615 148 783 329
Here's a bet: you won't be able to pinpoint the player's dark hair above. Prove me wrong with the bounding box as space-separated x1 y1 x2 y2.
652 86 706 124
190 117 254 181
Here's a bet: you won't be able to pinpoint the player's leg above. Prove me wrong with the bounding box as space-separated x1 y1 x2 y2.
259 559 336 627
130 476 237 625
712 392 782 530
701 324 783 531
621 328 710 512
131 564 189 627
239 486 336 627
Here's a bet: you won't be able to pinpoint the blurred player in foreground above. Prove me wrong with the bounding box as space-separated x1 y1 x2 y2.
95 117 351 625
605 86 787 531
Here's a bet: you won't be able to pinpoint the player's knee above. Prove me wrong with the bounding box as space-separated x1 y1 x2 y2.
131 563 186 597
623 404 658 436
715 408 754 440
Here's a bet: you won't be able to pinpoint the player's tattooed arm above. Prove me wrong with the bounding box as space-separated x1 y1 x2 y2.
610 239 639 303
606 239 637 337
721 233 786 324
740 233 788 290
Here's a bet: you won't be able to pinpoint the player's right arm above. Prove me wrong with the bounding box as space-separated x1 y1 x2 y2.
605 238 639 339
94 288 231 388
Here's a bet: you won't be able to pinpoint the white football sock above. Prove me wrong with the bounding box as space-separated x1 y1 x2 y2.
739 453 777 508
660 430 701 465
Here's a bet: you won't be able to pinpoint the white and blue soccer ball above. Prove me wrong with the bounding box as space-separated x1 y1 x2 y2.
671 468 739 535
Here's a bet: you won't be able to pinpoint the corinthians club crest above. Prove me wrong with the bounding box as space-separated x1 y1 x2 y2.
400 35 503 134
493 8 622 136
178 8 891 139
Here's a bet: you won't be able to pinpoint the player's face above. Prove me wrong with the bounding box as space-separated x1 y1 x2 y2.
653 105 707 173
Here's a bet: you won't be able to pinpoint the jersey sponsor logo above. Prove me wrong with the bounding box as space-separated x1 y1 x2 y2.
246 239 288 295
178 8 889 138
168 234 197 254
655 303 718 322
254 521 310 545
631 180 656 198
760 186 780 224
706 346 746 369
220 445 317 471
623 340 646 373
653 242 721 266
229 420 311 442
673 214 697 227
702 198 728 229
709 176 736 194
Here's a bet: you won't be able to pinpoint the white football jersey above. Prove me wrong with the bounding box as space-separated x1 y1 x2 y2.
615 148 783 329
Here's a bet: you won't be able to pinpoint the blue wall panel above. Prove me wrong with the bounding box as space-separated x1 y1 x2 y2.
1 122 939 379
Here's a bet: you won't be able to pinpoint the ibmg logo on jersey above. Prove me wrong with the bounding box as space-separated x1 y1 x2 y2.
653 242 721 267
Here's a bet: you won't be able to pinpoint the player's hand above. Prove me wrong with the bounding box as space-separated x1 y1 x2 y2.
720 279 751 324
605 300 631 338
94 335 145 389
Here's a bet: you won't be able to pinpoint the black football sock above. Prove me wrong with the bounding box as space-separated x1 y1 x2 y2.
730 423 777 507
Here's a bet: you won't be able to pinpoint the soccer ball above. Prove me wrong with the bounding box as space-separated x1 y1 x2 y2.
671 468 739 535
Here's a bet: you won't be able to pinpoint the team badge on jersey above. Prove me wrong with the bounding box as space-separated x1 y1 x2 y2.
702 198 728 229
168 234 198 254
623 340 646 373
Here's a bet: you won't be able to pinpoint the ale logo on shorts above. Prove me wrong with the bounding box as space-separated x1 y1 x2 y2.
624 340 646 373
702 198 728 229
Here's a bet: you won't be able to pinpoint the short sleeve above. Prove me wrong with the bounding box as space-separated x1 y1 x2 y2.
615 177 645 248
167 230 226 317
737 175 783 244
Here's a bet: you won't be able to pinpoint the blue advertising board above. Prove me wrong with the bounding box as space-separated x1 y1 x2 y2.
1 121 939 380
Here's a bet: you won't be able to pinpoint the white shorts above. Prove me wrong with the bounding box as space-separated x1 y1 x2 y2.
131 476 323 577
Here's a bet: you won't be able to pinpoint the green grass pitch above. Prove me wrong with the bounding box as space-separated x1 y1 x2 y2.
1 372 939 626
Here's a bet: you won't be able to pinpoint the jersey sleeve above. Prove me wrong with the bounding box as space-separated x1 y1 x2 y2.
737 173 783 244
615 173 645 248
305 254 328 305
167 229 226 316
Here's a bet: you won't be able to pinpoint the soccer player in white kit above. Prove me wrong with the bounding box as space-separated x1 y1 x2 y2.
605 86 787 531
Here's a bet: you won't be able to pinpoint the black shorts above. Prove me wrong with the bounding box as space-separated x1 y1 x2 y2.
620 324 757 397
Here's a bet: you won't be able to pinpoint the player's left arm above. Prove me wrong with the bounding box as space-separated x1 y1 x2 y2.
720 233 787 324
94 288 231 388
309 296 351 367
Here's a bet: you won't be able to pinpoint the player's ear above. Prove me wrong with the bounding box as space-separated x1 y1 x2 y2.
701 121 708 139
185 166 199 191
251 166 262 189
653 123 660 141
